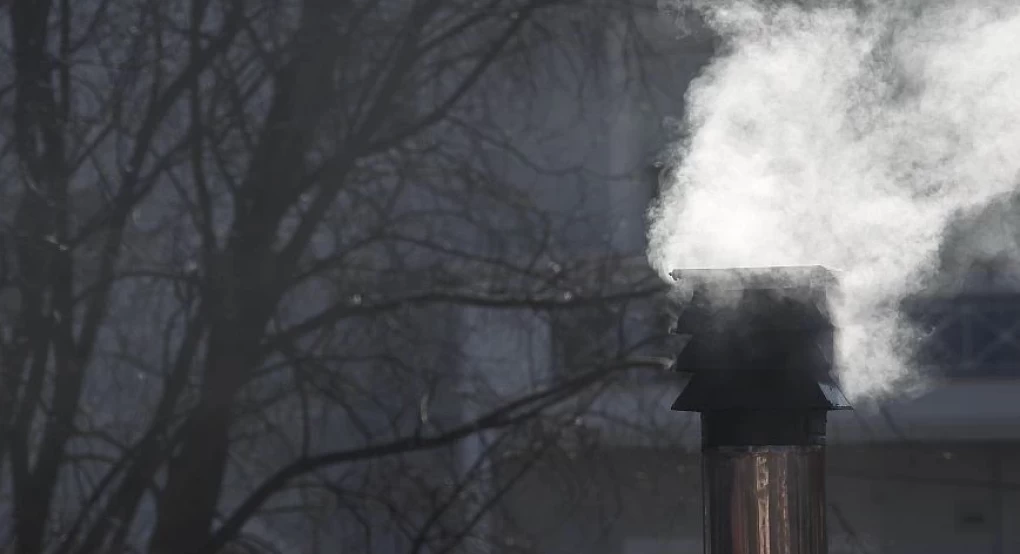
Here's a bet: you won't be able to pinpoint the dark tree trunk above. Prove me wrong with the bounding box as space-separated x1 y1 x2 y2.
148 314 264 554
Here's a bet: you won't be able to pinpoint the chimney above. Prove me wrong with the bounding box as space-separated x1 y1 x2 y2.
668 266 851 554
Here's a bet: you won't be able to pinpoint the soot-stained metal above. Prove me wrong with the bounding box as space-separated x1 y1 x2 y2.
668 266 851 554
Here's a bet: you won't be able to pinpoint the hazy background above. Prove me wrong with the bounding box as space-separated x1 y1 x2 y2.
0 0 1018 553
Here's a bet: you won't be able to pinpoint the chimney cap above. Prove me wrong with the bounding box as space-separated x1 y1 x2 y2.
668 265 851 413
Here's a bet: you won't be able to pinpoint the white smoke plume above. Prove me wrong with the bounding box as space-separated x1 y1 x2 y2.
648 0 1020 400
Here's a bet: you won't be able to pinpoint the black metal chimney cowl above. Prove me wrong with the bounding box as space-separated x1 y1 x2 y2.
669 266 851 554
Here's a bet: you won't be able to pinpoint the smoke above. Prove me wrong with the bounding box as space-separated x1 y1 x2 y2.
647 0 1020 400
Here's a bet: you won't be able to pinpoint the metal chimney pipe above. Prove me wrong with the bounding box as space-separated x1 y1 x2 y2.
668 266 851 554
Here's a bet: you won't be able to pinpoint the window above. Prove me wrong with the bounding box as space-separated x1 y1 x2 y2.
908 294 1020 378
549 295 669 376
647 160 667 202
550 304 621 374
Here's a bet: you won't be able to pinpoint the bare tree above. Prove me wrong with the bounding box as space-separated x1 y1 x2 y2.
0 0 674 553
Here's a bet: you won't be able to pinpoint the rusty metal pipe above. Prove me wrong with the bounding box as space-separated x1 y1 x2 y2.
702 444 826 554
